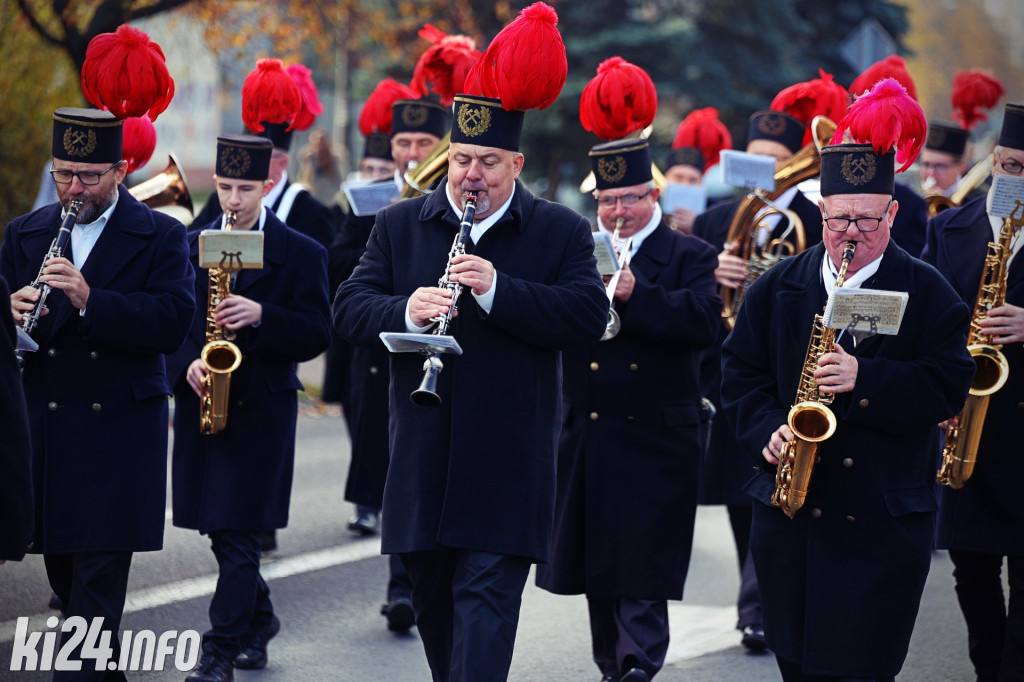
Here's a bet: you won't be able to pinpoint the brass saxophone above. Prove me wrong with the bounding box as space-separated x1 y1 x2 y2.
199 211 243 434
936 199 1023 487
772 240 856 518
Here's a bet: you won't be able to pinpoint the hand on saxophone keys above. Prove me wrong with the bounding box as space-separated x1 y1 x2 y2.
764 424 795 465
186 358 211 397
976 303 1024 344
213 294 262 331
812 342 858 394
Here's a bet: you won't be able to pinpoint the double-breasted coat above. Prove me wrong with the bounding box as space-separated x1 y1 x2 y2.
721 240 974 677
333 180 608 562
0 275 33 561
0 186 195 553
921 195 1024 555
535 220 721 600
168 211 331 534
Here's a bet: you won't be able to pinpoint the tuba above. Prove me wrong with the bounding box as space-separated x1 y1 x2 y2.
936 199 1023 487
925 153 993 218
199 211 243 435
772 240 856 518
721 116 835 329
129 153 194 216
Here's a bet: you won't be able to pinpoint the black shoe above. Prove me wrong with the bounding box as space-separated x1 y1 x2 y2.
600 677 620 682
620 668 649 682
233 615 280 670
259 530 277 555
48 592 64 612
741 624 768 652
186 651 234 682
381 597 415 632
348 510 379 535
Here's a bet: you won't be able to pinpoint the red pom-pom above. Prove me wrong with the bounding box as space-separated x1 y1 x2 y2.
672 108 732 170
286 64 324 131
410 25 482 107
463 2 567 111
81 25 175 121
358 78 418 136
241 58 302 133
771 70 850 145
831 78 926 173
848 55 917 102
579 57 657 141
122 116 157 174
951 69 1005 131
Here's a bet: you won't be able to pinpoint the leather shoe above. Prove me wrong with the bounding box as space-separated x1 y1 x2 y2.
186 651 234 682
620 668 649 682
348 509 379 535
741 624 768 652
381 597 415 632
233 615 280 670
600 677 620 682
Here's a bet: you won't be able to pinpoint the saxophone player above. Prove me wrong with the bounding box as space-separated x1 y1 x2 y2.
721 79 975 682
166 134 330 682
922 102 1024 682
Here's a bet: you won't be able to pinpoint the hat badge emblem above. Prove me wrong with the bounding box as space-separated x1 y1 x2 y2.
457 104 492 137
597 155 627 184
402 105 428 128
63 128 98 158
840 152 877 186
219 147 252 178
758 115 787 137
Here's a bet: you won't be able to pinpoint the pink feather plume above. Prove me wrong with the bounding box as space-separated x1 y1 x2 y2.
410 25 482 107
848 55 917 102
241 59 302 133
357 79 418 136
771 70 850 145
579 57 657 141
672 108 732 170
81 24 175 121
122 116 157 174
951 69 1005 130
830 77 926 173
286 64 324 131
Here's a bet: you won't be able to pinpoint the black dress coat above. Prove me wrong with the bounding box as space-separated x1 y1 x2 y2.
0 187 195 553
168 212 331 533
334 180 608 562
535 221 721 599
721 240 974 677
0 275 33 561
921 195 1024 555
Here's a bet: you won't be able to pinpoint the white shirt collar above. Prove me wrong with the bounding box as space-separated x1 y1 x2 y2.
445 183 516 245
598 203 663 257
821 246 882 292
221 206 267 232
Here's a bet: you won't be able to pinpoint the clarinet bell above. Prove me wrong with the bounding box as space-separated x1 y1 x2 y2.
410 355 444 408
601 308 621 341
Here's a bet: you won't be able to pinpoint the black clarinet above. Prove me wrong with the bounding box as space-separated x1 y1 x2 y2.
16 200 81 366
411 193 477 407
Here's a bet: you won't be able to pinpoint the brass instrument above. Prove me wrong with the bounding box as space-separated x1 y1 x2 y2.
410 193 478 407
15 200 82 365
772 240 857 518
199 211 243 435
602 217 631 341
129 154 194 217
936 199 1023 487
402 132 451 198
926 153 993 218
721 116 835 329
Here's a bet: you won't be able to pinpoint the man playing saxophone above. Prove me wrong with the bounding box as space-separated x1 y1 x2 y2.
166 134 330 682
721 79 974 682
922 102 1024 682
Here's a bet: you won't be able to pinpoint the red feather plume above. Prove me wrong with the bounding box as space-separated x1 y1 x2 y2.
771 70 850 145
951 69 1005 130
81 24 175 121
830 78 926 173
241 58 302 133
579 57 657 141
358 79 418 136
463 2 567 111
286 64 324 131
410 25 482 107
672 108 732 170
122 116 157 174
848 55 917 102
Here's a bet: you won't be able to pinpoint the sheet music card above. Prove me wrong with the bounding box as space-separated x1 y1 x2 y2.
720 150 777 191
198 230 265 270
593 231 620 277
823 288 908 344
661 184 708 215
989 175 1024 219
345 181 401 216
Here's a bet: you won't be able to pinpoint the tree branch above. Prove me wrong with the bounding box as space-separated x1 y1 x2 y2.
14 0 64 48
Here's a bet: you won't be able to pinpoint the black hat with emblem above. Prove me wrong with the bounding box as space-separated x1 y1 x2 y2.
216 134 273 181
391 99 448 139
663 147 705 174
747 110 805 154
52 108 123 164
998 103 1024 150
925 122 968 158
363 132 393 161
820 143 894 196
589 138 653 190
450 95 525 152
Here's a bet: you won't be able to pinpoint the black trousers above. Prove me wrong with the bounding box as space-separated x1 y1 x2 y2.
400 548 531 682
727 503 763 630
388 552 413 601
204 530 274 659
587 597 669 679
44 552 132 682
775 656 895 682
949 549 1024 682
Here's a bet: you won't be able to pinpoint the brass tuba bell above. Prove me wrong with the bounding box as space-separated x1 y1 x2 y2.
402 132 452 198
129 153 194 221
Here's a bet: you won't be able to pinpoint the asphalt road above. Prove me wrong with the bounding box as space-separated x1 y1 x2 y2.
0 387 982 681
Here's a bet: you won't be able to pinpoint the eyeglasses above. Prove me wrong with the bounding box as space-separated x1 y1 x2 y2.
595 189 652 207
998 158 1024 175
50 162 122 186
920 161 954 172
821 199 892 233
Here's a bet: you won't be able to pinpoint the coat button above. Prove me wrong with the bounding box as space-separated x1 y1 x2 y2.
858 398 869 408
842 458 854 468
47 348 56 357
627 415 635 421
91 403 102 413
26 542 35 552
590 362 599 371
815 455 822 464
1017 402 1024 410
89 351 99 360
846 515 856 523
48 402 58 411
590 412 599 421
811 508 822 519
629 363 639 371
369 366 379 375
